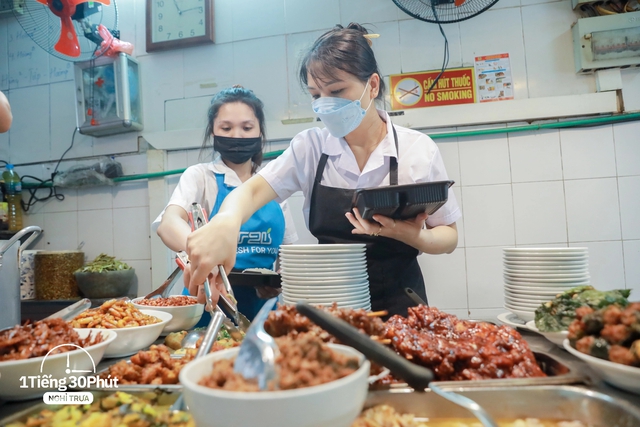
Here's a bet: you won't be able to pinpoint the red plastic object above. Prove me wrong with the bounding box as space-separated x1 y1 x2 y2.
40 0 111 58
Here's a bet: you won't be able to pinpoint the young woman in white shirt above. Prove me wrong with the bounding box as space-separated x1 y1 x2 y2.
153 86 297 321
185 24 461 317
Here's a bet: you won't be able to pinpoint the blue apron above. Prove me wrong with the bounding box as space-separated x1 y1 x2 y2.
186 172 285 325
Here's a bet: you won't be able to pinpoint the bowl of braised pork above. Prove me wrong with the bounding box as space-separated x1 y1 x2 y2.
0 318 116 401
180 334 370 427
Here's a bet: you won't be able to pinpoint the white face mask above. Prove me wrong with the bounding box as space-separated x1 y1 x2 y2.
311 80 373 138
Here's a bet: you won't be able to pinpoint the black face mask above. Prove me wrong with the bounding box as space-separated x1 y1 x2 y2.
213 135 262 165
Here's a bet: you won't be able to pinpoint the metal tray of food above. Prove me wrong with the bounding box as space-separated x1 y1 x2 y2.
362 385 640 426
373 351 585 390
0 388 185 426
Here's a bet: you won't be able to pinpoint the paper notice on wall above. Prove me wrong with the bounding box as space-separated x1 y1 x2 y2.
474 53 514 103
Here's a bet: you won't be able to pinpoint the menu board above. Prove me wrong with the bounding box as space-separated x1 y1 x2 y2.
474 53 514 103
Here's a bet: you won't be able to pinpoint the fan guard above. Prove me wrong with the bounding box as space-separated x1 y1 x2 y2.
14 0 118 62
393 0 499 23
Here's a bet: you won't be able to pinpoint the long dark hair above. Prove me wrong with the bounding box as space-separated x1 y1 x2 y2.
200 85 267 173
299 23 385 100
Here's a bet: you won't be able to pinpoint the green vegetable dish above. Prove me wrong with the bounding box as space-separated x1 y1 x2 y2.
534 285 631 332
76 253 132 273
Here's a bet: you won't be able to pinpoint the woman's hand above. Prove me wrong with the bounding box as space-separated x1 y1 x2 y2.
346 207 427 241
182 262 227 311
185 212 239 300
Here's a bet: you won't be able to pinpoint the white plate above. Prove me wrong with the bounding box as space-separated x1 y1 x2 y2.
281 272 368 282
502 252 589 261
504 294 550 305
281 299 371 310
496 312 528 329
505 277 590 286
282 265 366 273
503 266 589 274
563 339 640 394
283 295 371 305
504 283 576 294
505 301 538 310
503 271 590 279
504 290 555 302
280 244 366 251
504 305 536 322
525 321 568 347
503 247 587 254
504 260 589 268
280 254 366 262
282 289 369 299
283 282 369 291
283 277 370 286
280 248 366 255
503 256 588 263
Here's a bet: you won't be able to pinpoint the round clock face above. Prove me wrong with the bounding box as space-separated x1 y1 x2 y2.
151 0 206 43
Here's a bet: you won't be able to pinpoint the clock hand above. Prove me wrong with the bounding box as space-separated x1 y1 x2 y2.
172 0 183 15
181 6 203 13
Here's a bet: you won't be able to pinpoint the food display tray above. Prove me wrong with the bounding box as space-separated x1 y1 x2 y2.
371 351 584 390
363 385 640 425
352 180 454 221
0 388 181 425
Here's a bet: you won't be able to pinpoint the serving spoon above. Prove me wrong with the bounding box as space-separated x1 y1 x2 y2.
295 302 499 427
233 297 279 390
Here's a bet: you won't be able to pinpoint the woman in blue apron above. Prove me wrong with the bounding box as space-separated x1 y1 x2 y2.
153 86 298 322
184 24 460 317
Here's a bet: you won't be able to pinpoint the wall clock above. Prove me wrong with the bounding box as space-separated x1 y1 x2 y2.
146 0 215 52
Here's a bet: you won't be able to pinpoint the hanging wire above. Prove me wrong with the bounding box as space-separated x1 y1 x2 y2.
21 127 78 212
425 3 450 95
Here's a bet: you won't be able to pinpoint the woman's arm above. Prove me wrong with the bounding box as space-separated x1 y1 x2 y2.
0 91 12 133
156 205 192 252
186 174 278 294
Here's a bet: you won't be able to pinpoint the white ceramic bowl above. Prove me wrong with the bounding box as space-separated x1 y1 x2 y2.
180 344 370 427
102 309 172 358
525 321 568 347
131 297 204 334
563 339 640 394
0 329 117 401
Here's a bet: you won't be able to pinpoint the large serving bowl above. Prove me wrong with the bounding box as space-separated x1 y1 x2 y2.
180 344 370 427
131 296 204 334
563 339 640 394
526 321 568 347
0 329 117 401
75 269 135 298
102 309 172 358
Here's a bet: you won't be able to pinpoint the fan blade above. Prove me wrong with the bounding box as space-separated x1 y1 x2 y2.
454 0 466 6
54 15 81 57
35 0 48 4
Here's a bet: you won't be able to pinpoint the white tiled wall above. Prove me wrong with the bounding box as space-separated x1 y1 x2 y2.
1 0 639 316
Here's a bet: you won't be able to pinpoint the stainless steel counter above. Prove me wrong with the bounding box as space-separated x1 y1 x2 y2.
1 324 638 421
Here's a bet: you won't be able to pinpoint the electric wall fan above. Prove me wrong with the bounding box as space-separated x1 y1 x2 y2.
392 0 499 24
13 0 119 61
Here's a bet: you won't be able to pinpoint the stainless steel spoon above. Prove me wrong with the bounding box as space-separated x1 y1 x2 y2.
233 297 279 390
296 303 499 427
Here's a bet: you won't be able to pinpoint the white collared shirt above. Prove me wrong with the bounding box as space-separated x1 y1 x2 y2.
152 156 298 244
259 110 461 228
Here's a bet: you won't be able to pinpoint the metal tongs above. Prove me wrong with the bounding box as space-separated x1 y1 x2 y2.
183 203 251 332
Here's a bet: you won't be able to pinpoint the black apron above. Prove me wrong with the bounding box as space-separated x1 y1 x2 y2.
308 126 428 318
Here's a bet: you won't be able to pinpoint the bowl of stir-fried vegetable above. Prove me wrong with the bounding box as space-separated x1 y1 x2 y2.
75 253 135 298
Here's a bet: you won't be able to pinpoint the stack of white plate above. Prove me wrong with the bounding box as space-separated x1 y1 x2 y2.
279 244 371 310
502 247 589 322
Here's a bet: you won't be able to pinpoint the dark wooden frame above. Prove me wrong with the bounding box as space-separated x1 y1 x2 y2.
145 0 215 52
